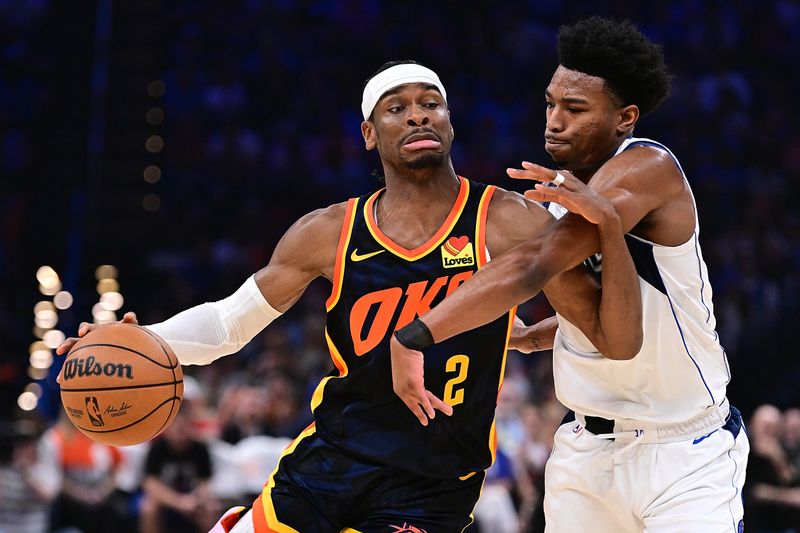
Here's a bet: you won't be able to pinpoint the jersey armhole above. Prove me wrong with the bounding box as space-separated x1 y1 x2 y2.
326 198 359 311
475 185 496 269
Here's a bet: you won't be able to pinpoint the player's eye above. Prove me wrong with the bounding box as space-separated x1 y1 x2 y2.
567 107 585 114
423 102 439 109
545 100 554 108
388 105 405 114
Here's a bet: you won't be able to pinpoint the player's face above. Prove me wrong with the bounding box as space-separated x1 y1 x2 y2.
362 83 454 171
544 66 630 172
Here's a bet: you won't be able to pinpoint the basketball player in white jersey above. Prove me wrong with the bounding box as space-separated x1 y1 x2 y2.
391 17 749 532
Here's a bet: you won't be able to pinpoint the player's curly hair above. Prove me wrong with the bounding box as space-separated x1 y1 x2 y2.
558 17 672 116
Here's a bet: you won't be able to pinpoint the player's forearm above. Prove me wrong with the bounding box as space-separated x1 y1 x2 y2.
593 212 643 359
145 276 281 365
423 238 559 342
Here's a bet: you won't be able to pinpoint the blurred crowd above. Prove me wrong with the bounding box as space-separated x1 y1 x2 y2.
3 0 800 532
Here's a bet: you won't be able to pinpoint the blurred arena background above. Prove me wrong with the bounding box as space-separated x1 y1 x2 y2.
2 1 800 532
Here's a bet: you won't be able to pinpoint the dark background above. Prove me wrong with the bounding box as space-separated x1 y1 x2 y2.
2 0 799 432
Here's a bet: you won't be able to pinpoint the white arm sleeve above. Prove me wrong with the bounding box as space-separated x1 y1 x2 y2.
144 275 282 366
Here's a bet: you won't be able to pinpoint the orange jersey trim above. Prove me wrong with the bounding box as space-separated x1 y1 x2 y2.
475 185 496 269
254 423 318 533
326 198 359 311
489 307 517 464
310 329 349 412
363 177 470 261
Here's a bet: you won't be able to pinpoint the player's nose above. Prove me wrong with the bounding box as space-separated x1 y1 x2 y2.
406 106 430 126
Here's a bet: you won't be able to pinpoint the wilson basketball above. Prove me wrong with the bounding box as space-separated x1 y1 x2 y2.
60 323 183 446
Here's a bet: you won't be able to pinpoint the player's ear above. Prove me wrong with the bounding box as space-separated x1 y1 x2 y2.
617 104 639 135
361 120 377 151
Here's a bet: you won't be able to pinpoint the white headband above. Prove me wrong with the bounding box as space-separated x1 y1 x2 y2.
361 63 447 120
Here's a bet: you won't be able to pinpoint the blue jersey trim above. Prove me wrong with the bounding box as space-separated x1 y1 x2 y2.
692 234 713 328
663 278 716 405
624 234 667 295
624 139 686 175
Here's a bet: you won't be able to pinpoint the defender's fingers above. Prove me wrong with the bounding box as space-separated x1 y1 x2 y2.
521 161 560 182
524 188 567 203
78 322 92 336
427 391 453 416
507 168 547 182
122 312 138 323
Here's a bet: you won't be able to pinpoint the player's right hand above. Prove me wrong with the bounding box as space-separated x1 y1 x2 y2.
55 312 139 384
56 311 140 356
508 162 619 227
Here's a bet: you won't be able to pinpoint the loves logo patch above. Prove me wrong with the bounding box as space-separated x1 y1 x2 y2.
441 235 474 269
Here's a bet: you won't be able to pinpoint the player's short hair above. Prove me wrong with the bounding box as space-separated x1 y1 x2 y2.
558 17 672 116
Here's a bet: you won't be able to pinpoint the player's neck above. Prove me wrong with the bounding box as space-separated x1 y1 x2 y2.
381 163 460 206
376 165 461 242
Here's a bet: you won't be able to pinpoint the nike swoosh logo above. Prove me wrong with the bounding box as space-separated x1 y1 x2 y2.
350 249 385 262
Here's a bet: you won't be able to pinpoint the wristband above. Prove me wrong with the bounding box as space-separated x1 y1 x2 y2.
394 319 434 351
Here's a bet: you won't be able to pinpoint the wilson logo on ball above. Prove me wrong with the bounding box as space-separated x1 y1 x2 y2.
62 356 134 381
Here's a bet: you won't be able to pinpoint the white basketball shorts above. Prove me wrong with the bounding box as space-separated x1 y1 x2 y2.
544 405 748 533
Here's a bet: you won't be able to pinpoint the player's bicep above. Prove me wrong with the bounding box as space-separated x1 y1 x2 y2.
485 188 556 257
255 205 343 311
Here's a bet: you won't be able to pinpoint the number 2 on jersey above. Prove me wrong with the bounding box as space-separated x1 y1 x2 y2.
443 354 469 407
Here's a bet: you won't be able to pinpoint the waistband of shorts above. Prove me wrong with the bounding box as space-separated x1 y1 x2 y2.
575 398 731 444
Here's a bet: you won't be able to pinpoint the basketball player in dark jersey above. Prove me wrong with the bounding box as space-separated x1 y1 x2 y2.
59 61 642 532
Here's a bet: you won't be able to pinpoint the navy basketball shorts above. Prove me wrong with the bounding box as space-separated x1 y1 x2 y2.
238 424 486 533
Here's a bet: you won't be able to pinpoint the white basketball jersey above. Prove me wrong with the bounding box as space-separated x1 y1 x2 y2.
548 137 730 423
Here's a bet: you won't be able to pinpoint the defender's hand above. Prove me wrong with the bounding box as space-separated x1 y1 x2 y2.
508 315 557 354
508 162 618 226
390 335 453 426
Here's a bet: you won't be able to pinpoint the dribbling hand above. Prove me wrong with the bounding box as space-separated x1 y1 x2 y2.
55 311 140 383
389 335 453 426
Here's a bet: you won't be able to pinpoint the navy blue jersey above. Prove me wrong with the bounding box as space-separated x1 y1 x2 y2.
311 177 515 478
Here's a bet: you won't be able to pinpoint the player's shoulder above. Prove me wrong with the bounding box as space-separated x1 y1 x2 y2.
484 185 554 255
292 201 350 236
596 141 684 195
486 185 552 221
612 142 683 181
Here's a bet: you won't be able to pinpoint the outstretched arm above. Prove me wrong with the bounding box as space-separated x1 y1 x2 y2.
415 148 683 343
57 203 345 364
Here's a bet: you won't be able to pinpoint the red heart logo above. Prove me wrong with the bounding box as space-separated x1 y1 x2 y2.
447 236 469 252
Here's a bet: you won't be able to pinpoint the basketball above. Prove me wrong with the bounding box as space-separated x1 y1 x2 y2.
60 323 183 446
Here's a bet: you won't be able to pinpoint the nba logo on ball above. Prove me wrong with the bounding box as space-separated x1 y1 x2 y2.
84 396 105 427
60 324 183 446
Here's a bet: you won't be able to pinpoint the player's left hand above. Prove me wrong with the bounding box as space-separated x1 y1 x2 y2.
390 335 453 426
507 162 618 226
508 316 557 353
